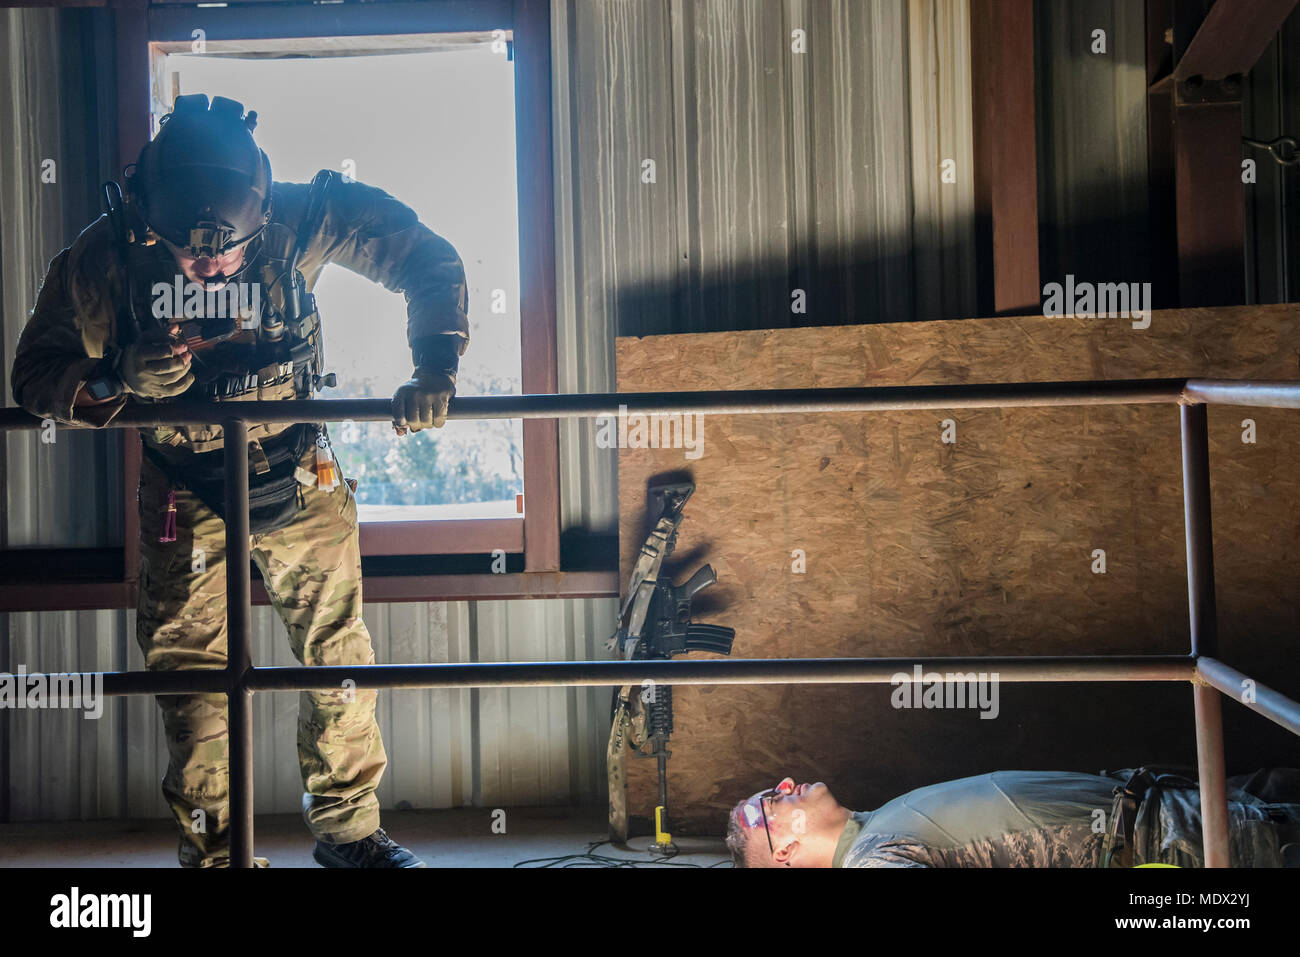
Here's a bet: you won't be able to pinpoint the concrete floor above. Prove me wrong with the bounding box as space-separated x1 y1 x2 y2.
0 806 731 868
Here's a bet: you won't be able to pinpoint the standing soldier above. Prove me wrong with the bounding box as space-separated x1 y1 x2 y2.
10 94 468 867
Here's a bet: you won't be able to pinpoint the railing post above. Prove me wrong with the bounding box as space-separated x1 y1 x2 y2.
1193 683 1231 866
224 418 255 869
1180 403 1230 867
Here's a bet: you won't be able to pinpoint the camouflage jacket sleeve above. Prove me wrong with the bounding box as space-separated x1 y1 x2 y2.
276 173 470 378
10 217 129 427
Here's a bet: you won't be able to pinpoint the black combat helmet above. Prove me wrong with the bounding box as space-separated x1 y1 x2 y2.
128 93 272 263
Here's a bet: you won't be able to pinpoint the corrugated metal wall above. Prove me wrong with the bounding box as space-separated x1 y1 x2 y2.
1032 0 1300 307
564 0 978 340
2 0 979 824
1245 5 1300 305
1 6 123 552
1034 0 1151 289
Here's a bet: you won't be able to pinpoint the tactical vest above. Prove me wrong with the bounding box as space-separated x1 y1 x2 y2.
115 172 341 535
118 170 337 458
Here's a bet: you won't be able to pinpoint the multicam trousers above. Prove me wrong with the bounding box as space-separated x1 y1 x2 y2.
136 442 386 867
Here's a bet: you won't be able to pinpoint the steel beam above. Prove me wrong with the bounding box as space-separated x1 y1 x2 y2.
0 379 1192 433
1198 657 1300 736
1146 0 1300 336
1173 95 1247 305
1180 402 1232 868
224 419 255 870
1175 0 1300 82
13 655 1198 696
1194 684 1233 867
970 0 1040 314
245 656 1195 692
1183 378 1300 407
1164 0 1300 306
1180 404 1218 657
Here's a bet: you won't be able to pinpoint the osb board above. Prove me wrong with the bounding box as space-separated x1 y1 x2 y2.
617 306 1300 836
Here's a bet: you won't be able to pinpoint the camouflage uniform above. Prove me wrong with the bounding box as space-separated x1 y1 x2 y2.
11 172 469 866
834 769 1300 867
136 444 383 866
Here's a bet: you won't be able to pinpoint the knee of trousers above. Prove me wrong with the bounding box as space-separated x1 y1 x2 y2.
156 693 229 751
299 618 378 668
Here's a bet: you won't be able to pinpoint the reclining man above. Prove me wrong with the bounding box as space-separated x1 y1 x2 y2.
726 768 1300 867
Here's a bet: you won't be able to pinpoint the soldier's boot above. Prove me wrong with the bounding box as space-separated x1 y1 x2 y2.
312 828 425 868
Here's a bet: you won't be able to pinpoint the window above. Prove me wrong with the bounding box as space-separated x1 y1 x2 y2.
138 5 562 573
156 41 526 554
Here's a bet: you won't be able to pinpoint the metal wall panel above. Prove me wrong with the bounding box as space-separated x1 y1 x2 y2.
565 0 971 339
553 0 619 536
555 0 979 530
2 0 984 824
1034 0 1151 289
0 4 617 827
0 6 123 550
1245 7 1300 305
908 0 978 322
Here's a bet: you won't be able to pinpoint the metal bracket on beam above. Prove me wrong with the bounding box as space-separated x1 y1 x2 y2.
1175 73 1244 105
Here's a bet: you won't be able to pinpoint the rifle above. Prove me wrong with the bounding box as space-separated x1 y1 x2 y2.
608 481 735 852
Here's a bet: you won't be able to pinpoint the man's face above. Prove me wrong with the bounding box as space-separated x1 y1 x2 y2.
734 776 843 866
163 237 247 289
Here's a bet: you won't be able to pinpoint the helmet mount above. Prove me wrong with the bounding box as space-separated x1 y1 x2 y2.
185 214 238 261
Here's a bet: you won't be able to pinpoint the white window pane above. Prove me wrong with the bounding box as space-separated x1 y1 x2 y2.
164 45 524 522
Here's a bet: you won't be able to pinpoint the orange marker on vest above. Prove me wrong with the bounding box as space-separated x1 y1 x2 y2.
315 440 339 492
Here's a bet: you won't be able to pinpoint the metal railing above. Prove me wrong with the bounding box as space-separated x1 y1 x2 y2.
3 377 1299 868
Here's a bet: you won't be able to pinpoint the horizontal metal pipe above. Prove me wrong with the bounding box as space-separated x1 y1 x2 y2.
1182 379 1300 409
0 379 1191 431
7 655 1196 696
244 656 1196 691
1197 657 1300 737
101 670 230 696
6 379 1300 435
10 656 1195 697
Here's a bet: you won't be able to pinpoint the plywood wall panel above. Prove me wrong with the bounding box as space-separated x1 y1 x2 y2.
617 307 1300 836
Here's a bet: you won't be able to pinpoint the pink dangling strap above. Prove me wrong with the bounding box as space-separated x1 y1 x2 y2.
160 489 177 543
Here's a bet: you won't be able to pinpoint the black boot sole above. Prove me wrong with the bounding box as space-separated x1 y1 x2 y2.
312 842 426 868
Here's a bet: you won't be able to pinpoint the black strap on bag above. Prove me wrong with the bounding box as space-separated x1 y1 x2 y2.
143 423 318 535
